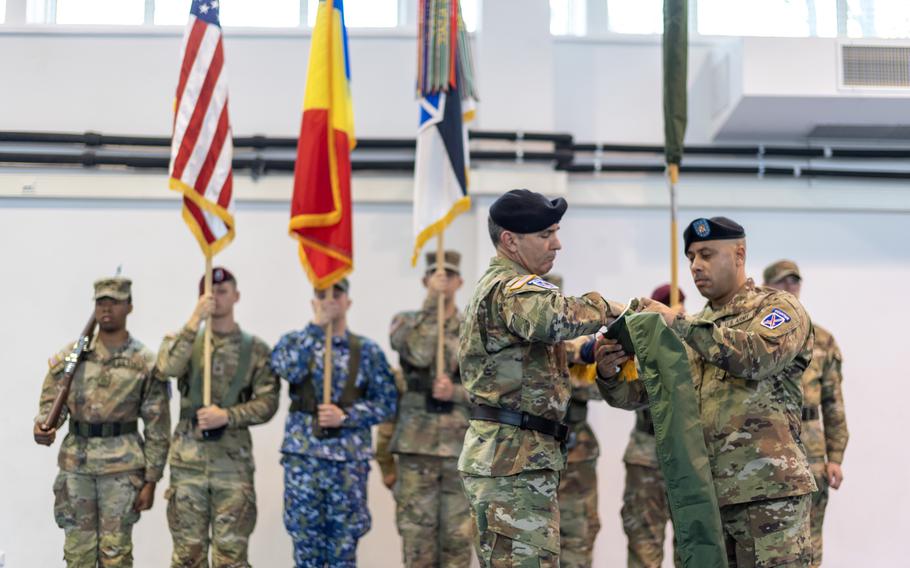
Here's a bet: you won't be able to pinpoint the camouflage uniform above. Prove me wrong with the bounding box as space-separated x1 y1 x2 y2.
458 256 620 567
801 325 848 567
157 325 279 568
598 279 818 567
38 279 170 568
620 410 676 568
270 324 397 568
559 334 602 568
388 295 473 568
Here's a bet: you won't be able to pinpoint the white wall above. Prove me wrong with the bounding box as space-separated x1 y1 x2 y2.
1 172 908 567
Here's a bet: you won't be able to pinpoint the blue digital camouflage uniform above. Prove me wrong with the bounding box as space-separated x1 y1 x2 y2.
271 323 398 568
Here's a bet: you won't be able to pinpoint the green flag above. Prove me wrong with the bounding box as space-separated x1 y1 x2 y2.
663 0 687 167
626 312 728 568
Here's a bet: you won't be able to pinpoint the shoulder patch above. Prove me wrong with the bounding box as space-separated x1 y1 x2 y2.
527 277 558 290
506 274 537 291
760 308 791 330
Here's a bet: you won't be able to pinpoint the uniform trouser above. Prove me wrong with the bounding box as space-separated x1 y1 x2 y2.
53 469 144 568
558 459 601 568
461 469 561 568
720 494 811 568
282 454 371 568
620 463 678 568
395 454 474 568
165 467 257 568
808 460 829 568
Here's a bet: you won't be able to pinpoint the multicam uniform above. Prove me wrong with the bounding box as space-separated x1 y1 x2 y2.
599 280 818 568
270 324 397 568
39 335 170 567
388 297 473 568
801 324 848 567
157 325 279 568
458 257 620 567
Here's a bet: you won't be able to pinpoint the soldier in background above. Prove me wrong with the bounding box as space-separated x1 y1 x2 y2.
35 277 170 567
459 189 623 567
764 260 849 568
270 278 397 568
156 267 279 567
546 274 602 568
620 284 683 568
387 250 473 568
599 217 818 567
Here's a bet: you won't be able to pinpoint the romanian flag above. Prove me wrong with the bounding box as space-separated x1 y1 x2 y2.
290 0 355 289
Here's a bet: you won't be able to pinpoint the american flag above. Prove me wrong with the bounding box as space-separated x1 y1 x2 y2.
168 0 235 256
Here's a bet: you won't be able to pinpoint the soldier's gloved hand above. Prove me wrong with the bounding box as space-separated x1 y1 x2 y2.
432 373 455 401
187 293 215 331
826 462 844 490
594 337 631 379
133 481 156 513
33 423 56 446
318 404 347 428
196 405 229 430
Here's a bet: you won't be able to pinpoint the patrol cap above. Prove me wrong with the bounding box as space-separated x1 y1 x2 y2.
544 273 563 289
315 277 350 294
198 266 236 295
650 284 685 306
425 250 462 275
489 189 567 234
93 277 132 301
683 216 746 253
763 260 801 285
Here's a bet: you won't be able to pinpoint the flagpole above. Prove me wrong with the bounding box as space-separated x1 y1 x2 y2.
435 233 445 381
668 163 680 308
203 254 213 407
323 320 333 405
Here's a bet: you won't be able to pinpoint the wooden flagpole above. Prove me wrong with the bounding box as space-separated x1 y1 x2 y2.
203 255 213 406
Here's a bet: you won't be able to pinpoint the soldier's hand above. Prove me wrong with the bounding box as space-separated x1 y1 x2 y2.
196 405 229 430
594 337 631 378
318 404 347 428
313 299 342 328
132 481 156 512
639 297 683 327
33 423 56 446
432 373 455 401
188 293 215 331
382 471 397 490
426 271 448 296
826 462 844 490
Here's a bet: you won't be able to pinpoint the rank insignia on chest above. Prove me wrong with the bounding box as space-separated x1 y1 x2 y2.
761 308 791 330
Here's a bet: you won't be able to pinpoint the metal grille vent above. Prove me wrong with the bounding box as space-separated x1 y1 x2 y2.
842 45 910 87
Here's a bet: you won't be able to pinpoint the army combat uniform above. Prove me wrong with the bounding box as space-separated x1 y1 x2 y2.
38 278 170 568
801 325 848 567
270 322 397 568
599 278 818 568
388 292 473 568
157 324 279 568
459 256 619 567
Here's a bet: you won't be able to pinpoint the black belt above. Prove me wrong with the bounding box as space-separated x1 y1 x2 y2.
70 420 138 438
566 399 588 425
802 406 820 421
470 405 569 443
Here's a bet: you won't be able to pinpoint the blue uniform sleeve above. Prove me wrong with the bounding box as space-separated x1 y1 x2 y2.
344 342 398 428
270 325 321 384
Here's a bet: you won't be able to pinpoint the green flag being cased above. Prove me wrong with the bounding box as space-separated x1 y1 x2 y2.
626 312 728 568
663 0 687 166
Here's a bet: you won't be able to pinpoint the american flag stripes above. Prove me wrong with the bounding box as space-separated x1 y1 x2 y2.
169 0 235 256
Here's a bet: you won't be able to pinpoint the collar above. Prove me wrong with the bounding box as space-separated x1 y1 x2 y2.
702 278 756 321
490 255 530 276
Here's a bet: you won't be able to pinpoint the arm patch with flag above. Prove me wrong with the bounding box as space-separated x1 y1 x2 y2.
169 0 235 257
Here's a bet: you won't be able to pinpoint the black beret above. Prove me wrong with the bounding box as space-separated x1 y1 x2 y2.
683 216 746 253
199 266 236 295
489 189 567 234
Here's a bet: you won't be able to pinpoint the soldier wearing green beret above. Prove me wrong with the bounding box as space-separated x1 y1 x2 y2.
387 250 474 568
764 260 848 568
598 216 818 567
35 277 171 567
458 189 624 567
